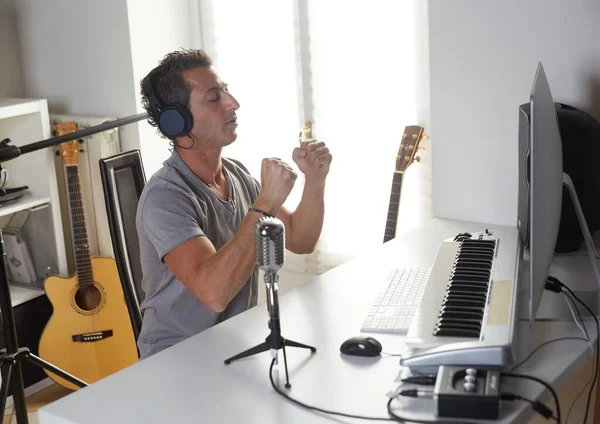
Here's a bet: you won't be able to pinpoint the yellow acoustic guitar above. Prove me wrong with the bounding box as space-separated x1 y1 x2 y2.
38 122 138 390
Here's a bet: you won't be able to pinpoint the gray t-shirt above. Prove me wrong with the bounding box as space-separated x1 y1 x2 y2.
136 151 260 359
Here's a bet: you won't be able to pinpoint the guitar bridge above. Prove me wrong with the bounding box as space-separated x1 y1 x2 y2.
72 330 113 342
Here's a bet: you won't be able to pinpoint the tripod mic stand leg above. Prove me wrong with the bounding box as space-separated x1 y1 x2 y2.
281 344 291 389
283 339 317 353
224 340 271 365
26 352 87 388
0 361 13 418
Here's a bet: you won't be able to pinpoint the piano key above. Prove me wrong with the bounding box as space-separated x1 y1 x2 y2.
451 272 490 282
443 298 486 308
447 283 488 293
438 310 484 320
461 240 496 248
443 294 487 304
434 327 480 338
436 317 482 329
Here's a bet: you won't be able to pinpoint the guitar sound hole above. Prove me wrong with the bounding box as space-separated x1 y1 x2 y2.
74 285 103 311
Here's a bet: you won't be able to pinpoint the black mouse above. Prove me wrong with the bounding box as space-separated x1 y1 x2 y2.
340 336 382 357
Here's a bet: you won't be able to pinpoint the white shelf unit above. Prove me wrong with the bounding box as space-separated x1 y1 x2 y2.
0 98 68 306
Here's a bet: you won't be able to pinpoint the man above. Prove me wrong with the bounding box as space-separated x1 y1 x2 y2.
136 49 332 359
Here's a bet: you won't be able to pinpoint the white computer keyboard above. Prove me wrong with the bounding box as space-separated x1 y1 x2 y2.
360 267 431 334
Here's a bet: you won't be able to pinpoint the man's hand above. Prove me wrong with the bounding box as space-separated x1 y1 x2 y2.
293 139 332 181
255 158 297 215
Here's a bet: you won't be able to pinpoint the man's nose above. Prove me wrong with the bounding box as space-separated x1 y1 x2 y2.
225 92 240 111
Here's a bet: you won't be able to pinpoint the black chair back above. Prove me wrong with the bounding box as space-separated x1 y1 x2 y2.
99 150 146 340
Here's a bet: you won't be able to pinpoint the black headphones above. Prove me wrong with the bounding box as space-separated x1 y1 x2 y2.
142 75 193 139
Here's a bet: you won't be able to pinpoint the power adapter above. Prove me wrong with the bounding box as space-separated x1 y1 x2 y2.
434 365 500 420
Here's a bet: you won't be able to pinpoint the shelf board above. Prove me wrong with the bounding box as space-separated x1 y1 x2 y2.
0 194 51 218
4 285 45 309
0 98 43 120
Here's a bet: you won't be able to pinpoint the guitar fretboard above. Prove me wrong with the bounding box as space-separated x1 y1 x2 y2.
66 165 94 286
383 171 403 243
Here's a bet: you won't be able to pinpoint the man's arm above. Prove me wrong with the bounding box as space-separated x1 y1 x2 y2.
164 207 267 313
162 158 296 313
277 178 325 254
278 140 332 254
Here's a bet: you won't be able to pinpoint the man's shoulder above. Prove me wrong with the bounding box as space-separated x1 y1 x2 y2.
223 157 251 175
138 168 197 215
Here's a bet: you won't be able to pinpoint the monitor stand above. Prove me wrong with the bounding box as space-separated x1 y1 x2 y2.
520 172 600 320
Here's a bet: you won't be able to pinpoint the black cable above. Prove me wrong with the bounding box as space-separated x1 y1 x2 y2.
501 372 561 424
381 352 403 357
549 277 599 424
560 291 595 424
509 336 589 372
563 292 591 342
400 375 437 385
268 359 395 422
385 396 469 424
501 392 558 422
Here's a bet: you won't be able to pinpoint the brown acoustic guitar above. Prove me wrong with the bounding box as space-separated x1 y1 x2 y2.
383 125 426 243
38 122 138 390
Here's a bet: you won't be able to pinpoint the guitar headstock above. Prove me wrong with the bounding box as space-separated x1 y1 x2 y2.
56 122 80 166
396 125 425 173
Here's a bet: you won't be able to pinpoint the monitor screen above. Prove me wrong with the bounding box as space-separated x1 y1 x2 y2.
522 62 563 321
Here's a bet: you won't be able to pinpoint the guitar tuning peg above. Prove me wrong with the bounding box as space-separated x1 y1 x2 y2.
421 134 429 140
417 146 425 151
413 156 421 163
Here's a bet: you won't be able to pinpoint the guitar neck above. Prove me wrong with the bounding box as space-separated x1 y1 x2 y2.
383 171 403 243
65 165 94 285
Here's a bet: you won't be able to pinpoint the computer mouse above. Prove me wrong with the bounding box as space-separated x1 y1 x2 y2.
340 336 382 357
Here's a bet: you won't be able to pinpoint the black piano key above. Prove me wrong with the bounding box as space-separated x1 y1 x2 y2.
461 240 496 248
452 272 490 281
435 320 482 330
436 318 482 330
451 276 489 284
458 248 494 256
443 298 486 308
439 309 484 320
455 260 491 269
447 283 488 293
434 327 480 338
459 246 494 254
451 272 490 282
444 293 487 303
458 253 494 262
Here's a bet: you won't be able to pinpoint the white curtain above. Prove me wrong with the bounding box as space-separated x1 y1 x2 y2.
199 0 431 274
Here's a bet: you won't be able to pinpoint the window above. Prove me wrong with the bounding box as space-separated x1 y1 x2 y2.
199 0 430 273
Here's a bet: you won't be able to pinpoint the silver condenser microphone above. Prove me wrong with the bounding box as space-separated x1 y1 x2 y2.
255 216 285 274
224 215 315 382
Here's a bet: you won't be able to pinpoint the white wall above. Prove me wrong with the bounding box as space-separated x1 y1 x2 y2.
14 0 140 152
12 0 199 176
126 0 200 177
0 0 23 97
429 0 600 227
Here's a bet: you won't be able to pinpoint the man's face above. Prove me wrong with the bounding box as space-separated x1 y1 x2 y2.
183 66 240 147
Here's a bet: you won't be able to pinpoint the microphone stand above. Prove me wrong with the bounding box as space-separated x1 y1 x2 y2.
224 254 316 389
0 112 147 423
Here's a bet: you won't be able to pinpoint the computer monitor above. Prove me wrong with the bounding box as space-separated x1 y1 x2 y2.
517 62 563 321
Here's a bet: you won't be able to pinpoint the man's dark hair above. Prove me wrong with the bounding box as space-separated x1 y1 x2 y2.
140 49 213 138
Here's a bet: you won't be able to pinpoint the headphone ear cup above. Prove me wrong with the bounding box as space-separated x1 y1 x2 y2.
158 104 193 138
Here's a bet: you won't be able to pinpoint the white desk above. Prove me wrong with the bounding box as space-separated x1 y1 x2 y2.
39 218 597 423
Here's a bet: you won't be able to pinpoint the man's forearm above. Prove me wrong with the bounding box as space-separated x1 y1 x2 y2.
193 210 263 312
288 178 325 253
